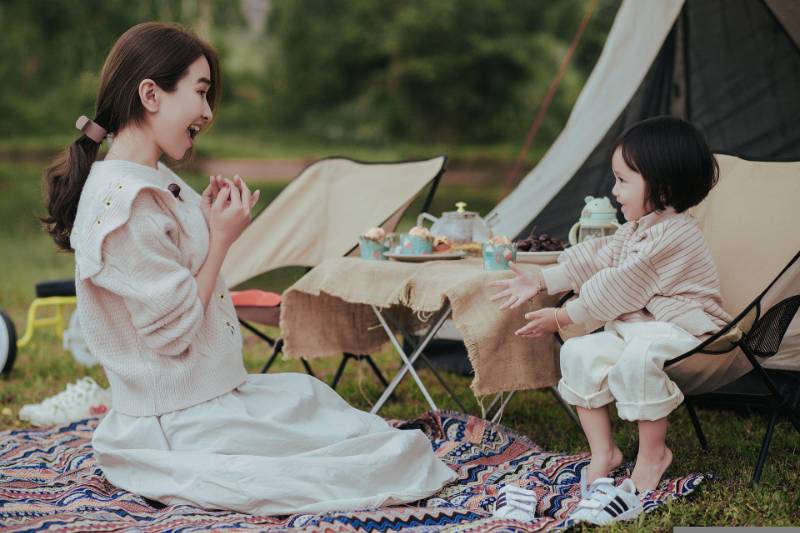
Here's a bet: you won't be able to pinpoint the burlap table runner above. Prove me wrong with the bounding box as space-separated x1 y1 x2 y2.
280 257 562 396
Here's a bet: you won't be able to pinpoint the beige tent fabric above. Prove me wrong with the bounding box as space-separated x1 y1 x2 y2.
280 258 561 396
222 157 445 288
489 0 685 239
765 0 800 50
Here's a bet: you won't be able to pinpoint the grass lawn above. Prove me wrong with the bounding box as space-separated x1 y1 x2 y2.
1 160 798 530
0 130 547 165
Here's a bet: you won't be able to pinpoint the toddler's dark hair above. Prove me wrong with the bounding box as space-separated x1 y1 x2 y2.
611 116 718 213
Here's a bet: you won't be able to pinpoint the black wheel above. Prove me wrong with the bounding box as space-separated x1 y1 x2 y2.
0 310 17 375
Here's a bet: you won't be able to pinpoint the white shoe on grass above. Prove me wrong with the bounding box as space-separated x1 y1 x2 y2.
570 476 642 525
492 484 537 522
18 377 111 427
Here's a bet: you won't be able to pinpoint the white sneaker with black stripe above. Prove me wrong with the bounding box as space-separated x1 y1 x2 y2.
570 476 642 525
492 484 537 522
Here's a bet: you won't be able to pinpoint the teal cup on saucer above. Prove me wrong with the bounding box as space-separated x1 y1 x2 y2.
358 237 388 260
482 242 516 270
398 233 433 255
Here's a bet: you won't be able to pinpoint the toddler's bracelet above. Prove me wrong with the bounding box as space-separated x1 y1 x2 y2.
553 307 564 331
529 273 544 304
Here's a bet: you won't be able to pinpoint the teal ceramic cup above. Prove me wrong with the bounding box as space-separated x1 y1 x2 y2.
359 237 388 260
482 242 517 270
398 233 433 255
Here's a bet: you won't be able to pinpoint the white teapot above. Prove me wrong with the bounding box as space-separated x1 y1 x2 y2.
568 196 620 245
417 202 497 244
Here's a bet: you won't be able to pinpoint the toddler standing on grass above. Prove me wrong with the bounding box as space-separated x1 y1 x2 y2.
489 116 730 525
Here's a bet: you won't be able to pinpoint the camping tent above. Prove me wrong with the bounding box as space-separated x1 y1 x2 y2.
490 0 800 242
431 0 800 376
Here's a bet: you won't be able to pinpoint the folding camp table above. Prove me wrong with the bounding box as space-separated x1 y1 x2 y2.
281 256 567 421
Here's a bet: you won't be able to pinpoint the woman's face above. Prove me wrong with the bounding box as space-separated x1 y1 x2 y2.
151 56 213 160
611 146 652 222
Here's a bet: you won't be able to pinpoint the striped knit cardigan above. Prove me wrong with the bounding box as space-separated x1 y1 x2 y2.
541 207 731 338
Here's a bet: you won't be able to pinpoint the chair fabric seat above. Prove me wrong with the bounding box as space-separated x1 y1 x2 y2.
231 290 282 327
35 279 77 298
231 290 281 308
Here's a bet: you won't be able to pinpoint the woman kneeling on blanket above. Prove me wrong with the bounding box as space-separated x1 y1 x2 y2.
490 116 730 525
42 22 455 515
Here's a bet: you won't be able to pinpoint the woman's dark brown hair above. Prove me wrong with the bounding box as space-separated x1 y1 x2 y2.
42 22 221 251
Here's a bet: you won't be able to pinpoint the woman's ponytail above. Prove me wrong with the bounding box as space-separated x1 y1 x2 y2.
40 22 221 252
42 135 101 251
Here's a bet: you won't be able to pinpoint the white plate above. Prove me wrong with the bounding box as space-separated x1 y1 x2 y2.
515 251 562 264
385 251 466 262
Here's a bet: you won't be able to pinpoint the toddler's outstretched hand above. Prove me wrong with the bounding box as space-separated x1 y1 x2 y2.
515 307 558 338
489 262 544 310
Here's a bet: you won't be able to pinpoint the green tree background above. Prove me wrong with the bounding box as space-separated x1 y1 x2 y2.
0 0 619 146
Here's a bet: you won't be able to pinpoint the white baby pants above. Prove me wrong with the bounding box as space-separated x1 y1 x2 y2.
557 320 702 421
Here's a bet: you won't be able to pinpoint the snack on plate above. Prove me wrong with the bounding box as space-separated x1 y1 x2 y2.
363 227 386 242
514 229 565 252
433 236 452 253
489 235 512 246
453 242 483 257
408 226 434 240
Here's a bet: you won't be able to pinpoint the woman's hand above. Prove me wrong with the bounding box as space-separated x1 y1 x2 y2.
515 307 572 338
200 174 224 220
208 177 260 251
489 262 544 310
201 174 260 221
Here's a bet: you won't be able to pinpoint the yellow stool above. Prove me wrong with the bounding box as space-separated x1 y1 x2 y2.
1 279 76 375
16 295 77 349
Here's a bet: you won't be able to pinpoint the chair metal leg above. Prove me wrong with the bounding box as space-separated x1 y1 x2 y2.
414 353 468 413
258 337 314 377
331 353 391 389
362 354 390 388
300 358 316 378
789 411 800 436
330 354 351 389
259 338 284 374
752 410 779 485
549 386 581 429
239 319 276 345
684 399 709 452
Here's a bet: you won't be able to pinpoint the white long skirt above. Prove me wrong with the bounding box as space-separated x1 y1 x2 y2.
92 373 456 515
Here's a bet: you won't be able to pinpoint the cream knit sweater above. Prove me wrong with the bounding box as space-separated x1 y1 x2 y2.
70 160 247 416
542 208 732 337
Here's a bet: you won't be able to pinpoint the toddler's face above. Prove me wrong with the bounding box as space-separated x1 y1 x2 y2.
151 56 213 161
611 147 652 222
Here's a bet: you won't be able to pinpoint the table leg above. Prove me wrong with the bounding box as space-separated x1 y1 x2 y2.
369 305 451 414
490 391 515 424
384 314 468 413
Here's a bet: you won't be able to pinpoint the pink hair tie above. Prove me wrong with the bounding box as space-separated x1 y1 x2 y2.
75 115 108 144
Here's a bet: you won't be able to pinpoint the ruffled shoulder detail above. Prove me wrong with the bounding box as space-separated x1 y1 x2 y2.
71 169 177 280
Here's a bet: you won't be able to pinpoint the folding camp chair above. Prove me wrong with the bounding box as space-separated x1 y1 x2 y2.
555 154 800 484
222 156 446 389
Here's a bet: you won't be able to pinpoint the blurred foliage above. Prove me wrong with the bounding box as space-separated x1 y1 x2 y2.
0 0 619 145
265 0 619 143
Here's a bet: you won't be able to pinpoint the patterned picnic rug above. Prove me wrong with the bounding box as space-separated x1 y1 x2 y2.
0 410 705 532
